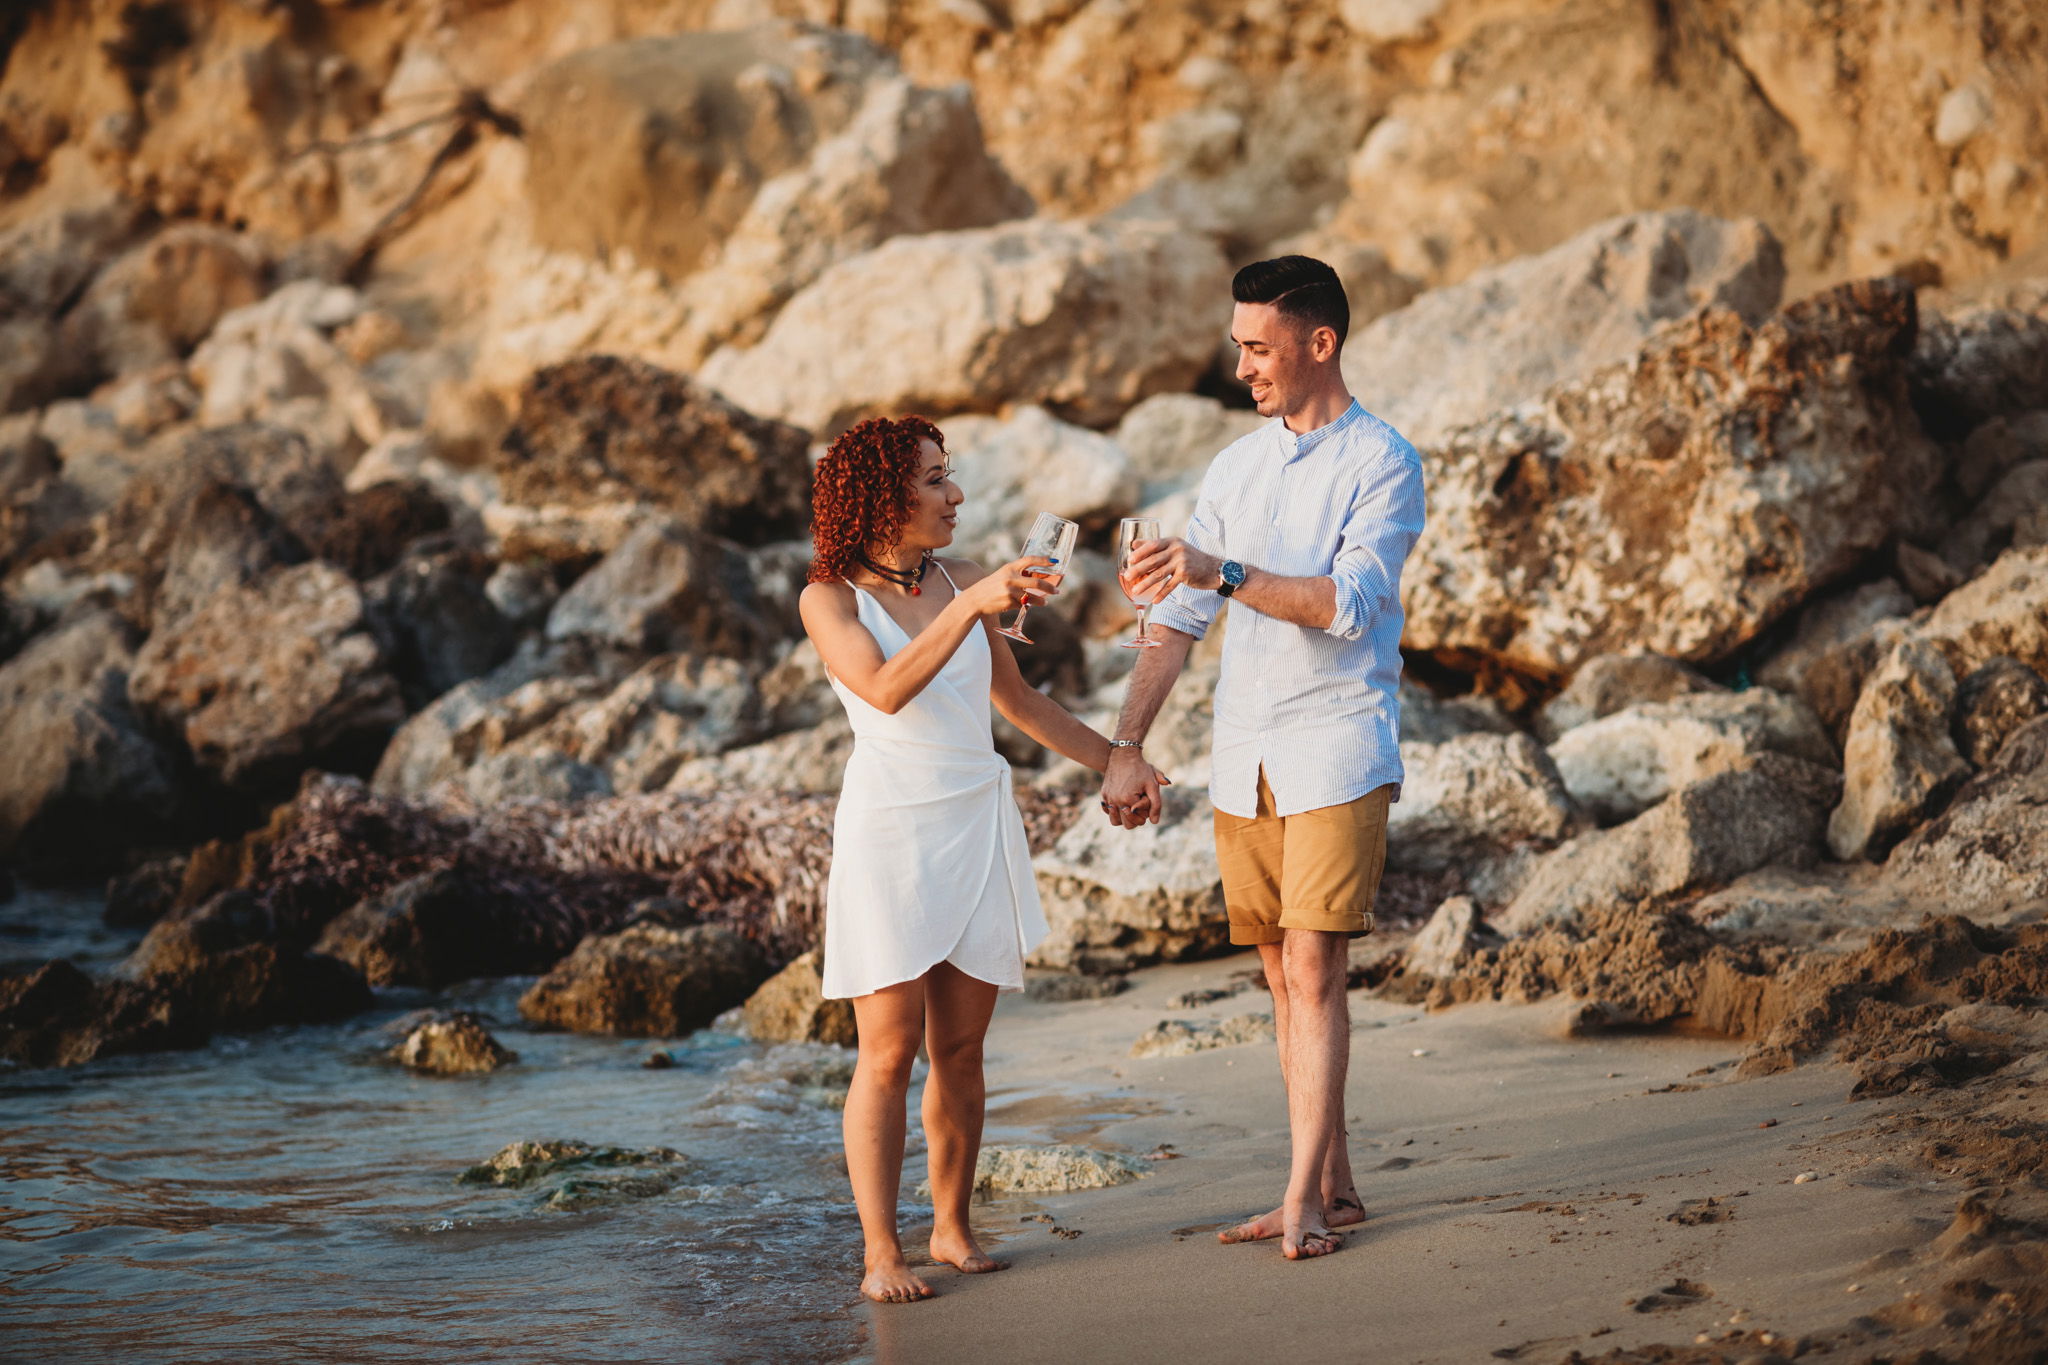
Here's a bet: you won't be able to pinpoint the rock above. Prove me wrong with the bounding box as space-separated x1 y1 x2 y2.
1113 394 1267 501
1402 278 1938 682
493 356 812 545
461 750 612 805
1129 1012 1275 1058
314 866 596 990
962 1144 1149 1196
1397 681 1518 745
1342 210 1785 448
945 405 1141 561
1909 306 2048 439
1030 786 1229 973
1828 637 1972 861
741 949 855 1046
1026 972 1130 1003
518 922 769 1038
317 479 451 581
1955 410 2048 503
1940 460 2048 576
456 1139 689 1211
128 561 404 789
1755 579 1916 734
1884 716 2048 913
1340 0 1445 44
187 281 394 461
1952 657 2048 767
1499 754 1840 933
123 891 373 1031
1402 896 1503 979
60 223 266 381
484 560 559 629
1535 653 1722 743
389 1010 518 1075
665 714 854 797
700 216 1231 434
0 609 179 869
1894 539 1964 604
1920 545 2048 683
103 854 187 928
0 959 203 1068
545 520 782 660
1390 732 1586 901
1546 689 1837 825
370 547 514 707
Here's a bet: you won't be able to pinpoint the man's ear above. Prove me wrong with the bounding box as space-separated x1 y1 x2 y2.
1311 325 1340 364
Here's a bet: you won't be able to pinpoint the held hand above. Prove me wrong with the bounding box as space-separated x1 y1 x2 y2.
1099 750 1170 828
1125 537 1223 598
960 555 1057 618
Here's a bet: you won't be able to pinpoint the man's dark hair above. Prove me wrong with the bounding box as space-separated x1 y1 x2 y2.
1231 255 1349 348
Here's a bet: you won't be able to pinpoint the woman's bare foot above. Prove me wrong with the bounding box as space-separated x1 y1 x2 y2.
1282 1221 1343 1260
929 1229 1004 1274
860 1253 936 1304
1217 1187 1368 1244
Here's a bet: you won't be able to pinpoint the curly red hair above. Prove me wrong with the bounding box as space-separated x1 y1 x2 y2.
807 415 948 584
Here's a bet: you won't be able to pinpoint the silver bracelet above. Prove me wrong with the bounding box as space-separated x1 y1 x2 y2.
1108 739 1143 751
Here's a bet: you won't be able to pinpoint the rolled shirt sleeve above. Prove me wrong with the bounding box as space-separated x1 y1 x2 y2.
1146 481 1226 641
1325 445 1426 642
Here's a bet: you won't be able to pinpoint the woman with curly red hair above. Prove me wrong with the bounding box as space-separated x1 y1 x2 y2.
800 415 1167 1305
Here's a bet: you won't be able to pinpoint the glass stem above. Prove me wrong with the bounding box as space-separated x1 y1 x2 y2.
1012 603 1031 634
1136 604 1150 640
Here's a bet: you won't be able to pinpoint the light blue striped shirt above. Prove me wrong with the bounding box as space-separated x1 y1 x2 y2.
1149 399 1426 819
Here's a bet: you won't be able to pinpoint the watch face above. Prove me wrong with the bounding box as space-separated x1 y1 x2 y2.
1223 561 1246 586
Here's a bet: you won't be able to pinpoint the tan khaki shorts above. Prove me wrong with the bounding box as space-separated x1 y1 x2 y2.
1213 770 1391 946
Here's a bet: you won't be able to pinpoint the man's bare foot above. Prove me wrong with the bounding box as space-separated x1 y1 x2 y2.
1282 1223 1343 1260
929 1229 1004 1274
1217 1188 1368 1244
860 1255 935 1304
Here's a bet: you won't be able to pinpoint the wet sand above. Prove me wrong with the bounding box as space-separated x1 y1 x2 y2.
868 950 1992 1364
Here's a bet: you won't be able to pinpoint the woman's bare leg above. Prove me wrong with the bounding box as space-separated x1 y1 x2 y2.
921 961 1003 1273
846 978 933 1303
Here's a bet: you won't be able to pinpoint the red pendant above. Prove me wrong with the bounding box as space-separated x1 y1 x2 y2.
911 585 921 596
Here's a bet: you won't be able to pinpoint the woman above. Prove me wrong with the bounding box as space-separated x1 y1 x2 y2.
799 415 1166 1305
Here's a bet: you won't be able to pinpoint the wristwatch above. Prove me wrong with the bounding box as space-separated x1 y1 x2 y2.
1217 560 1247 598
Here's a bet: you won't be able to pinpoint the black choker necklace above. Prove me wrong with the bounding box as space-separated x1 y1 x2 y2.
859 551 932 595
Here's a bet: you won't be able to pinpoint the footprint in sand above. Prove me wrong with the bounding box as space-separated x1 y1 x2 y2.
1632 1279 1712 1312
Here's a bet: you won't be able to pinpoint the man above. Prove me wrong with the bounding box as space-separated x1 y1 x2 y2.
1100 254 1425 1260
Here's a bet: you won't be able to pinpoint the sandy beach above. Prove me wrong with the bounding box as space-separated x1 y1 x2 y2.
869 947 2039 1365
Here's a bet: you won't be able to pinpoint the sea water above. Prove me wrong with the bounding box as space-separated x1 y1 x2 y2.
0 891 878 1363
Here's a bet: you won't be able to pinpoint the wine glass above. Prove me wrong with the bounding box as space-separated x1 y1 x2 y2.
993 512 1079 644
1115 517 1164 649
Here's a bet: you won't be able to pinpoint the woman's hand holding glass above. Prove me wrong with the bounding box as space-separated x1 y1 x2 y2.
995 513 1080 644
961 555 1059 620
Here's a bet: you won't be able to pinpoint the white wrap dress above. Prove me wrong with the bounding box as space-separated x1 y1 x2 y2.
820 567 1050 1000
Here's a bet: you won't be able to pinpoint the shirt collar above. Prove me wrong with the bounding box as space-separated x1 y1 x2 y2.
1280 399 1366 462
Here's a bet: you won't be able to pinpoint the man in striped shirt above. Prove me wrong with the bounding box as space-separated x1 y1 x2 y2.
1101 254 1427 1261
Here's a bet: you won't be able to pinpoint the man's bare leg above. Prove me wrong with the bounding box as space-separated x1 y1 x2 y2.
1278 929 1350 1257
846 979 936 1303
1219 937 1365 1245
920 962 1004 1275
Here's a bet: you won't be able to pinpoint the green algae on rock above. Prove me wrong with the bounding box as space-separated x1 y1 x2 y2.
458 1139 689 1211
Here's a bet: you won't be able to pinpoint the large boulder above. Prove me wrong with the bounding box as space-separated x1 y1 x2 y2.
545 520 783 660
1909 305 2048 439
368 546 515 707
186 281 396 461
1883 715 2048 914
1029 787 1229 973
1389 732 1586 903
1401 278 1938 682
1828 637 1972 862
699 216 1231 434
1499 754 1840 933
1951 657 2048 767
518 922 768 1038
389 1010 518 1075
1342 209 1785 448
1113 394 1267 502
1918 544 2048 680
1546 688 1836 825
1938 460 2048 576
493 357 812 545
128 561 404 788
0 609 179 868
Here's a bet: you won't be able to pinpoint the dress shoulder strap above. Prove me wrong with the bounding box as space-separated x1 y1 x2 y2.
932 559 961 592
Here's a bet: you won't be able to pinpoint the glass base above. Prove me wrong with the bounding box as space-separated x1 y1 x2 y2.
994 626 1033 643
1119 635 1162 649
